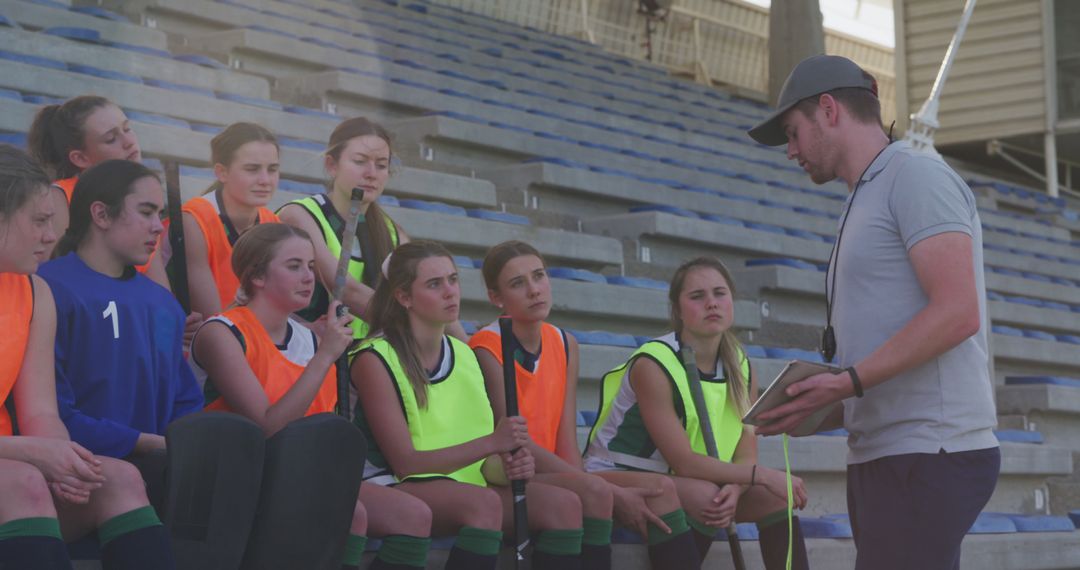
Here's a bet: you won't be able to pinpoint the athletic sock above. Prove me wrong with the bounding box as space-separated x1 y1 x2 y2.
581 517 612 570
646 509 701 570
444 526 501 570
369 534 432 569
757 512 809 570
340 533 367 570
98 506 175 570
532 528 583 570
0 517 72 570
686 515 716 562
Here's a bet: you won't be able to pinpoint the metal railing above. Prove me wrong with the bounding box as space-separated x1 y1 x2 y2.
424 0 896 123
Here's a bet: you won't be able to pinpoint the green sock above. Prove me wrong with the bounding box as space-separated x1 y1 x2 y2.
535 528 583 556
376 535 431 567
98 506 161 547
648 509 691 546
343 534 367 566
454 526 502 556
0 517 62 540
687 514 713 537
756 508 788 530
582 517 613 546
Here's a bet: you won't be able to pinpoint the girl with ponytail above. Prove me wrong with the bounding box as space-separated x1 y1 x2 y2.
28 96 141 258
582 257 811 569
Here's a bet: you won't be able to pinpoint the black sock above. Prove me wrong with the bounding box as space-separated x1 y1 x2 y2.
582 543 611 570
646 509 701 570
444 526 500 570
758 514 809 570
0 536 72 570
532 528 583 570
101 525 175 570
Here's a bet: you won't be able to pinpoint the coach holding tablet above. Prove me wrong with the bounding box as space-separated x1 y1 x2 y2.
746 55 999 570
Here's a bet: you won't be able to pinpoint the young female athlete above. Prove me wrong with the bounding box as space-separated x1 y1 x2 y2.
148 122 282 318
37 159 203 459
470 240 701 569
352 241 585 570
191 223 434 570
277 117 465 340
28 96 141 258
582 257 811 569
0 145 174 569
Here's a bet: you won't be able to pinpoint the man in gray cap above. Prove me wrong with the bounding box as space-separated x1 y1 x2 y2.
749 55 999 569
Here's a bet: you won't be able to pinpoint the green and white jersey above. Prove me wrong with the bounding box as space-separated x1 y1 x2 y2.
583 332 750 474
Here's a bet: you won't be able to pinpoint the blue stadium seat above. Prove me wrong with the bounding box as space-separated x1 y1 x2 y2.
0 132 28 148
0 14 13 28
126 111 189 129
1004 295 1044 308
43 27 103 43
69 6 129 22
817 428 849 437
144 78 215 98
1006 376 1080 388
275 179 323 195
799 517 852 538
1021 329 1057 342
376 195 399 207
745 222 788 235
985 291 1005 301
190 123 223 135
1070 510 1080 529
742 345 767 359
1002 514 1075 532
745 258 818 271
141 158 163 171
580 410 598 426
173 54 227 69
397 199 467 217
994 430 1043 444
991 325 1024 337
605 275 667 291
0 88 21 102
968 513 1017 534
465 209 529 226
736 523 759 540
21 94 64 105
567 330 638 348
1057 335 1080 345
764 347 824 363
0 50 68 71
108 42 173 59
69 63 143 84
547 267 607 285
700 214 744 227
629 205 699 219
451 256 473 269
460 321 479 335
216 92 283 111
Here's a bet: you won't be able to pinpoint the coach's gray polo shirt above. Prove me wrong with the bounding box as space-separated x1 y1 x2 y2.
830 141 998 465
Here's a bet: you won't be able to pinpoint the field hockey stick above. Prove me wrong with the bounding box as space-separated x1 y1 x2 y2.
499 317 530 568
680 343 746 570
163 160 191 314
330 187 365 420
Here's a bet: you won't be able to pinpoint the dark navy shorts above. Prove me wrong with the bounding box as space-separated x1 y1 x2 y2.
847 447 1001 570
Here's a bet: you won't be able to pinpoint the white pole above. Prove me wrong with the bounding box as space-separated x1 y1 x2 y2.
904 0 977 155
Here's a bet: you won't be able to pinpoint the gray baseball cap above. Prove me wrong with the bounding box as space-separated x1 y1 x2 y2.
747 54 878 146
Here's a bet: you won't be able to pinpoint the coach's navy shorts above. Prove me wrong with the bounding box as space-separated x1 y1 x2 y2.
847 447 1000 570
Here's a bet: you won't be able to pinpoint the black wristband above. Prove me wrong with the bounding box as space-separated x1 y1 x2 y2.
847 366 864 398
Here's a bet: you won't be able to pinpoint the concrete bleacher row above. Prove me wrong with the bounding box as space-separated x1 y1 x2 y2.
4 0 1079 566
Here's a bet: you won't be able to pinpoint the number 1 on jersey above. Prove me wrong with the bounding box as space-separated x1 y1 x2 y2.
103 300 119 339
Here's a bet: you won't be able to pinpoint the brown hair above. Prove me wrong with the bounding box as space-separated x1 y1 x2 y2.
481 240 545 291
204 122 280 195
28 95 113 179
326 117 397 287
0 144 51 220
55 160 159 258
794 78 882 127
365 240 456 409
668 257 750 415
231 222 314 304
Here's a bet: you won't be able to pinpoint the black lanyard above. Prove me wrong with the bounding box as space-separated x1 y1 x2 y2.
821 140 894 362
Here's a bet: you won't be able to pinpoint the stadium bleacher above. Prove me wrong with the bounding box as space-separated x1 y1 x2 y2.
2 0 1079 567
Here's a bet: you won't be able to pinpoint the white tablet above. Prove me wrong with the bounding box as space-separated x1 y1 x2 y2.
742 360 844 437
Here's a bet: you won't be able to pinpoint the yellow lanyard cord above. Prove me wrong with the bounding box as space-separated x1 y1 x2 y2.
783 433 793 570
